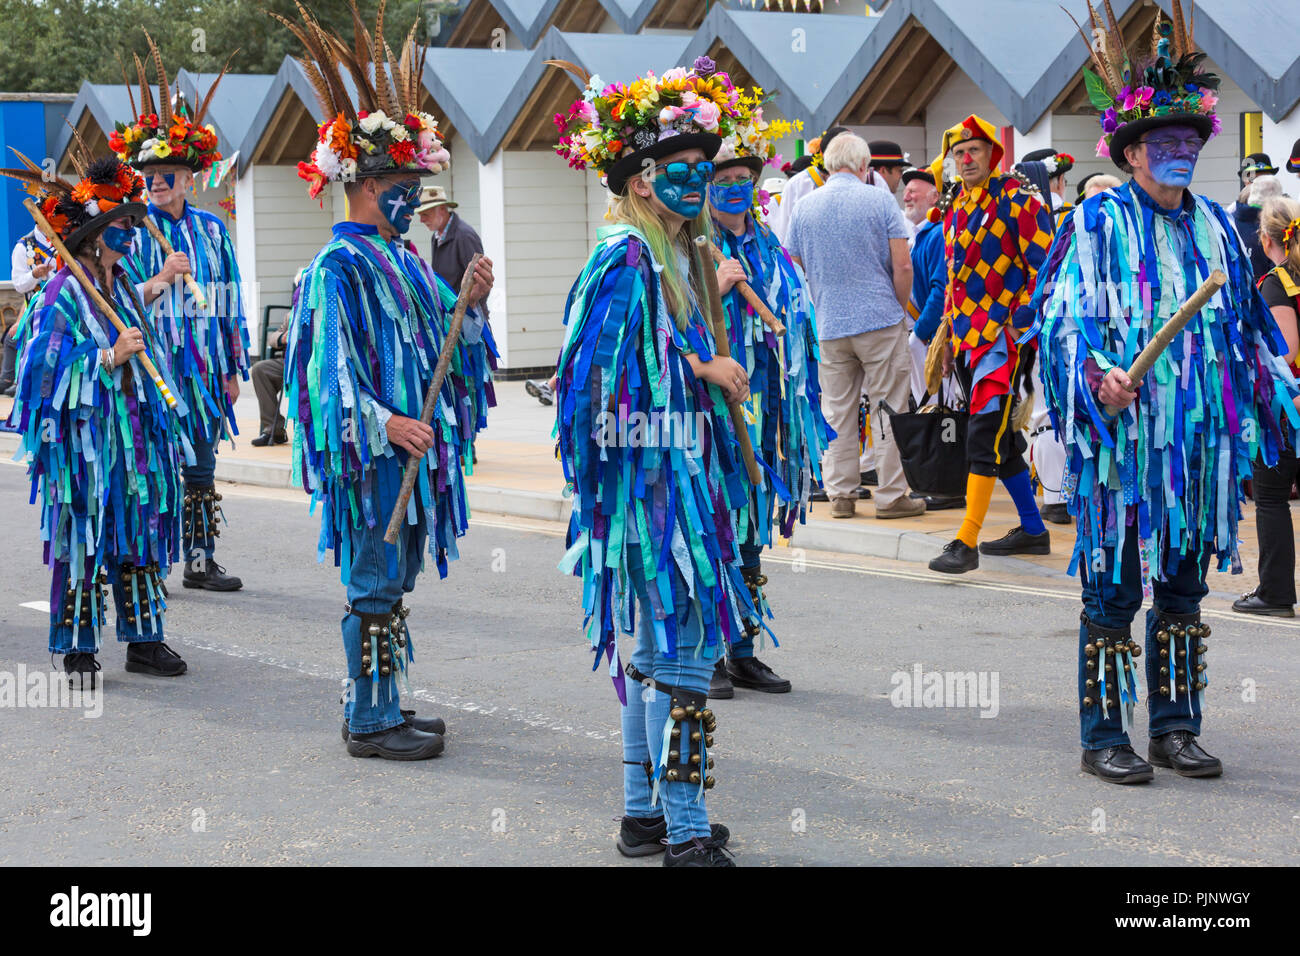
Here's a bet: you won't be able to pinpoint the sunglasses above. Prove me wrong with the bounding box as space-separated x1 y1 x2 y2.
384 180 423 205
655 161 714 185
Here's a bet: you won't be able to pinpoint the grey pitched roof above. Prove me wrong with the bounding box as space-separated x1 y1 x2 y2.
423 47 544 161
540 28 692 89
176 69 275 160
237 58 325 174
595 0 658 33
488 0 564 47
52 81 162 168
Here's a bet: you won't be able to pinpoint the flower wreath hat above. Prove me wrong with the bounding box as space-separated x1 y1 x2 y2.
550 55 743 196
272 0 450 200
2 133 146 255
1067 0 1221 170
112 30 232 173
713 87 799 179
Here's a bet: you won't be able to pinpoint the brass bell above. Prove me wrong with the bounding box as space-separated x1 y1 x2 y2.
380 652 390 663
1160 666 1168 676
684 705 696 717
1160 648 1168 659
1085 678 1096 689
1176 647 1186 659
703 776 716 790
1082 697 1094 707
1085 643 1098 658
690 754 701 765
361 655 371 668
700 708 714 721
668 750 679 762
63 617 73 626
666 770 680 782
368 624 381 637
1200 624 1210 638
1195 681 1206 690
1196 663 1206 673
704 735 714 747
1160 685 1169 695
1197 644 1207 654
1104 662 1114 672
1130 645 1141 658
689 772 701 784
1177 683 1187 694
362 640 371 652
706 758 714 769
691 731 701 742
1105 645 1115 656
1156 629 1169 644
669 707 686 721
380 665 390 677
1087 659 1096 671
671 728 681 739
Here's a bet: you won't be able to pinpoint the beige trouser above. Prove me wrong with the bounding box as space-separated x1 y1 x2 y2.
819 321 912 507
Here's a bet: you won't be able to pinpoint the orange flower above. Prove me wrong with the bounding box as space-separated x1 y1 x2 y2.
327 116 356 159
72 180 96 203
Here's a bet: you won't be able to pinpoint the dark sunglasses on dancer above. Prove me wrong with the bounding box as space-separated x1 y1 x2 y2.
1138 135 1204 157
655 160 714 185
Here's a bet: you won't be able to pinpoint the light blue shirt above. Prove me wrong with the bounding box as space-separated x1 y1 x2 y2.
786 171 909 341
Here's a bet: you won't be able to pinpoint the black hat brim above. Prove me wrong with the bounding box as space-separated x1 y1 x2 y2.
901 169 934 187
606 132 722 196
64 202 147 254
1108 113 1214 170
133 156 205 174
713 156 764 177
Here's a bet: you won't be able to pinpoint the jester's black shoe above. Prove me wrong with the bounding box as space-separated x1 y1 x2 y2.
616 816 730 858
183 561 243 592
1080 744 1154 784
125 641 188 677
342 710 447 743
1148 731 1223 778
346 723 444 760
62 652 102 688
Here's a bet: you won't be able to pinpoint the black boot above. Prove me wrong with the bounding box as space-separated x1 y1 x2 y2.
663 837 735 867
1231 588 1295 617
125 641 188 677
708 659 734 699
929 539 979 573
1041 503 1071 525
1149 731 1223 778
183 560 243 592
616 816 730 857
1081 744 1154 784
343 709 446 743
62 652 102 689
346 723 444 760
979 525 1051 556
727 656 791 694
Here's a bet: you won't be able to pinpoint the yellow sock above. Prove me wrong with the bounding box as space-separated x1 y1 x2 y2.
957 474 996 548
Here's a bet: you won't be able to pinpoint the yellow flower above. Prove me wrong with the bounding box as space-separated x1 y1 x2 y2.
153 141 172 158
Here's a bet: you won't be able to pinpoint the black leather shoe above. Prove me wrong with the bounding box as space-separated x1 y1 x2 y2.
1149 731 1223 778
342 709 446 742
918 494 965 511
1041 503 1071 525
125 641 188 677
726 656 791 694
708 659 734 699
979 525 1051 556
346 723 444 760
62 652 102 688
1231 589 1295 618
662 836 736 867
1081 744 1154 784
860 469 878 486
250 430 274 447
616 816 730 857
929 539 978 574
183 561 243 592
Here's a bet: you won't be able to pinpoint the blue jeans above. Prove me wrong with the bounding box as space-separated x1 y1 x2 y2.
1077 533 1211 749
183 436 217 561
731 542 764 659
620 569 717 844
342 512 426 734
48 557 166 653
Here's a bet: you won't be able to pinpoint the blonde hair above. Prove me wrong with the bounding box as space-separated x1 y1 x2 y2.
1260 195 1300 282
608 186 711 328
1084 174 1122 199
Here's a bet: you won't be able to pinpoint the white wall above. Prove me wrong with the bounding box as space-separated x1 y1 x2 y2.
925 69 1010 163
447 134 482 234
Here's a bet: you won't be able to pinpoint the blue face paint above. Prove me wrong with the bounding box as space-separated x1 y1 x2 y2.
148 171 177 190
653 165 709 219
378 180 421 234
1141 126 1202 190
709 180 754 213
101 223 135 253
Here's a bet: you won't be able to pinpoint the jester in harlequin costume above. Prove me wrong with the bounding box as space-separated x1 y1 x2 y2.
706 88 833 699
926 115 1056 575
1033 2 1300 783
114 33 250 593
553 56 761 866
274 2 493 761
1 151 192 683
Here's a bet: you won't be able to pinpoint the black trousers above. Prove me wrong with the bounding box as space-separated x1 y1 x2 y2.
1252 448 1299 606
954 352 1028 479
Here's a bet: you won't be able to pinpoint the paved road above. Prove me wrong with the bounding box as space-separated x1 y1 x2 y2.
1 463 1297 866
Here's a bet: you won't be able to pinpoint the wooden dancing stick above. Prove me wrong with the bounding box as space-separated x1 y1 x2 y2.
142 217 209 311
706 239 786 336
23 198 177 409
383 253 483 545
694 235 763 485
1104 270 1227 416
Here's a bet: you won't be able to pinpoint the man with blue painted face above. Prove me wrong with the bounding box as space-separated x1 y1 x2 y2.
1033 9 1300 785
277 4 493 761
114 40 250 593
705 92 833 699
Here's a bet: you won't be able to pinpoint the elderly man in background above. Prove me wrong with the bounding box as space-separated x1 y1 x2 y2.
787 133 923 521
1234 174 1284 279
767 126 849 244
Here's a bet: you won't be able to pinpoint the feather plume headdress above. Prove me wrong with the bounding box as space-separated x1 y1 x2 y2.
1 143 145 253
111 29 230 172
270 0 449 199
1064 1 1221 167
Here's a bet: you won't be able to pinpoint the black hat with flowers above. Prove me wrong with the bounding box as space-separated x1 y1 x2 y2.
1069 1 1220 171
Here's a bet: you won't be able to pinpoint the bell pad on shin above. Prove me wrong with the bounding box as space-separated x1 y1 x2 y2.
1152 610 1209 698
347 605 403 680
625 663 716 790
183 485 226 547
1080 613 1139 712
60 568 109 629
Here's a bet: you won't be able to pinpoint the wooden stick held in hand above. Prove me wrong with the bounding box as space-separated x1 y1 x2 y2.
694 235 763 485
23 198 177 409
707 239 786 336
1104 270 1227 415
383 253 483 545
143 217 209 311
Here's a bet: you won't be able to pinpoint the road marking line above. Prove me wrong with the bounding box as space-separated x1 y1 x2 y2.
19 601 50 613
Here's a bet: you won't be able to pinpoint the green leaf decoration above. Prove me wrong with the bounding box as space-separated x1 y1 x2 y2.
1083 69 1114 111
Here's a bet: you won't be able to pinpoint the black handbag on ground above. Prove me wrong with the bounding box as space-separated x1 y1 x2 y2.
881 391 969 498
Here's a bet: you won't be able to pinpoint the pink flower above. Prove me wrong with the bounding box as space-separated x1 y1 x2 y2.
694 100 721 131
1096 133 1111 157
1136 86 1154 106
1200 90 1219 111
